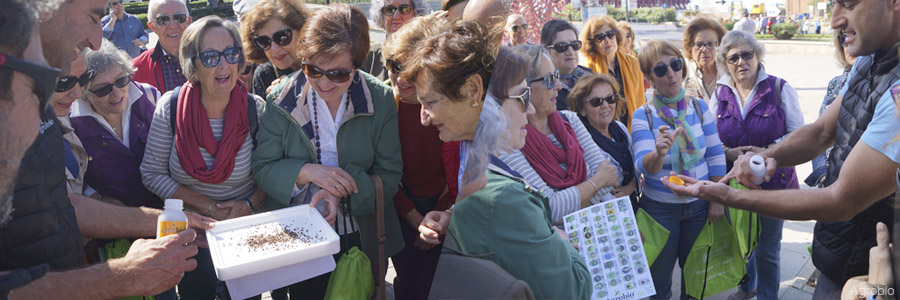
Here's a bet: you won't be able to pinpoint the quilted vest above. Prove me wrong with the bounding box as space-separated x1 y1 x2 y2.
813 43 900 283
715 75 798 190
0 108 85 271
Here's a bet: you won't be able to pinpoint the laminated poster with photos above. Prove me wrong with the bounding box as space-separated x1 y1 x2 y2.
563 196 656 300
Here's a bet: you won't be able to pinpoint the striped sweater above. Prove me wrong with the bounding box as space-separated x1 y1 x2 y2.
631 98 726 204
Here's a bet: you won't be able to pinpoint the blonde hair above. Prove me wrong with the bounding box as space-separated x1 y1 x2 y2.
580 15 622 57
637 40 687 80
616 21 635 51
568 73 623 119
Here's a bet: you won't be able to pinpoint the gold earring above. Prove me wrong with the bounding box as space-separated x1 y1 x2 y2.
472 101 478 107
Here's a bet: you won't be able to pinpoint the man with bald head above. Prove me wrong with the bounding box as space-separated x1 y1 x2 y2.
505 14 529 46
133 0 192 93
462 0 508 26
441 0 468 21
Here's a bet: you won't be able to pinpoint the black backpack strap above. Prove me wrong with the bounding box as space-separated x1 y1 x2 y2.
691 97 704 124
558 111 569 123
247 94 258 147
643 103 653 130
168 86 182 135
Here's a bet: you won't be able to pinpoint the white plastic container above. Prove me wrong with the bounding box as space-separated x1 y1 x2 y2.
157 199 188 238
207 205 340 281
750 155 767 185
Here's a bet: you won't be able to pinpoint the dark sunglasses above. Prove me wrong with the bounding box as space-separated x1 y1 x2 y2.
56 68 95 93
385 58 402 74
691 41 718 50
241 64 254 76
381 4 413 16
302 63 354 83
585 94 618 107
508 87 531 112
196 47 242 68
547 40 582 53
252 28 293 51
110 0 122 5
154 13 188 26
838 34 848 47
725 50 755 65
591 30 617 43
0 53 61 109
651 58 684 78
511 24 528 32
89 75 131 98
528 70 559 89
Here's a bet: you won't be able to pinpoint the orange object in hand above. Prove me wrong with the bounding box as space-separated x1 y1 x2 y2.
668 176 685 185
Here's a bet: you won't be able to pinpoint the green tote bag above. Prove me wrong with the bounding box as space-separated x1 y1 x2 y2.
683 218 746 299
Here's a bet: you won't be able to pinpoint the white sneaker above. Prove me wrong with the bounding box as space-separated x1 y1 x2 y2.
727 289 757 300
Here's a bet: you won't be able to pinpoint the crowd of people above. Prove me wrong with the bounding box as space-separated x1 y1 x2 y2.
0 0 899 299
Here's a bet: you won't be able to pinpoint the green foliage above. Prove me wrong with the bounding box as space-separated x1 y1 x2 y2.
771 22 799 40
607 7 676 22
724 22 735 31
127 0 234 29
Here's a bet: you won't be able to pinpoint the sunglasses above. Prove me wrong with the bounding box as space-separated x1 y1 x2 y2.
196 47 242 68
691 41 718 50
591 30 617 43
0 53 61 110
56 68 95 93
302 63 354 83
508 87 531 112
110 0 122 5
838 34 848 47
154 13 188 27
381 4 413 16
252 28 292 51
547 40 582 53
385 58 402 74
89 75 131 98
241 64 254 76
528 70 559 89
585 94 618 107
511 24 528 32
725 50 755 65
651 58 684 78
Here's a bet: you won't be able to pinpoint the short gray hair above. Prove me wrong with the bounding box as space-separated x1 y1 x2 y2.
369 0 428 31
148 0 190 21
738 8 748 17
510 44 545 82
85 39 134 87
179 16 245 84
460 93 512 199
716 30 765 76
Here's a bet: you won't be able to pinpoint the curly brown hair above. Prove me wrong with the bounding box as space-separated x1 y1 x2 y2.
239 0 311 65
682 17 726 61
383 15 448 66
298 4 370 68
568 73 623 119
401 19 502 101
580 15 623 57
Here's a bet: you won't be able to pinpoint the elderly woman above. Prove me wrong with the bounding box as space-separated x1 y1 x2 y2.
682 17 727 102
363 0 427 81
568 73 639 207
502 44 621 226
617 20 637 55
380 14 453 300
632 40 726 300
140 16 266 299
540 19 593 111
239 0 311 99
580 16 645 130
252 4 404 297
805 33 856 188
709 31 803 300
51 54 93 195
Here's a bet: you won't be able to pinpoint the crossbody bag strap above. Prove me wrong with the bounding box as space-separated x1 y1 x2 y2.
368 174 386 300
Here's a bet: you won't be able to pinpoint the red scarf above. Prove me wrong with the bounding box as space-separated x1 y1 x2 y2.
520 112 587 189
174 82 250 184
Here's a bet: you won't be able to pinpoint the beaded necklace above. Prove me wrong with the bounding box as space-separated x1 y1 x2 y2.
311 89 322 163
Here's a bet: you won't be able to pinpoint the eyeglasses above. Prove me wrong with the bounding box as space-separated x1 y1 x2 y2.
590 30 617 43
89 75 131 98
385 58 402 74
691 41 718 50
56 68 95 93
154 13 188 26
507 87 531 112
241 65 254 76
381 4 413 16
195 47 242 68
725 50 755 65
651 58 684 78
302 63 354 83
585 94 618 107
252 28 293 51
511 24 528 32
0 53 61 109
547 41 582 53
528 70 559 89
110 0 122 6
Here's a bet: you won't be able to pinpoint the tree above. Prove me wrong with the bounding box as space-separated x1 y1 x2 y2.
510 0 569 44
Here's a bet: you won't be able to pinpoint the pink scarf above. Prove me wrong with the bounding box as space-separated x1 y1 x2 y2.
520 112 588 189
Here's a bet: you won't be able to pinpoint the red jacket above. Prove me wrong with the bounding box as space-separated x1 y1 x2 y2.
132 46 182 94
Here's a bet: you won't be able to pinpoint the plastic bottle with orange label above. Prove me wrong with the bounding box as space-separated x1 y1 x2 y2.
157 199 188 238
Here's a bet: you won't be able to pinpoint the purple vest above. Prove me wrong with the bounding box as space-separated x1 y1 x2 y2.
715 75 798 190
71 81 163 208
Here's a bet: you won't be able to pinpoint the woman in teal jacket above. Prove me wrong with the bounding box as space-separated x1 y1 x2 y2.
250 4 403 298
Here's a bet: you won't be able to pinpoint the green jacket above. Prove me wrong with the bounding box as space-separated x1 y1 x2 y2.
251 70 404 258
449 160 592 299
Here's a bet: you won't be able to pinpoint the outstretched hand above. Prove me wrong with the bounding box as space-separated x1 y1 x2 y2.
660 172 731 204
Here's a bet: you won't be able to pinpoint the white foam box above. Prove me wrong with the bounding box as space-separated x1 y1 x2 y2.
207 204 340 281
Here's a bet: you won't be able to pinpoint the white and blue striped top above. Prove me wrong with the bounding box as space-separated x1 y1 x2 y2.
631 98 726 204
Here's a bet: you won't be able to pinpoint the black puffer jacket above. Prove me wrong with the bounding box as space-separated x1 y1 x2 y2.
0 107 84 271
